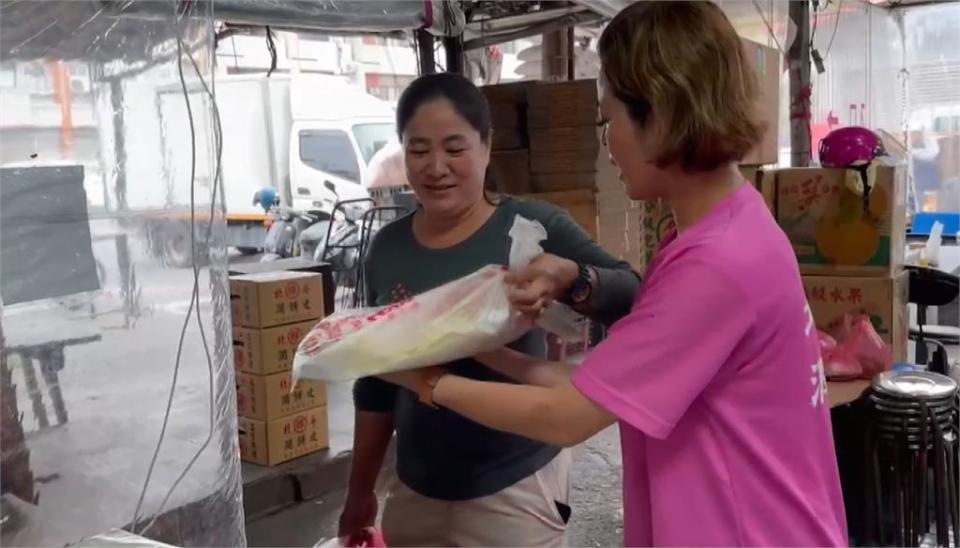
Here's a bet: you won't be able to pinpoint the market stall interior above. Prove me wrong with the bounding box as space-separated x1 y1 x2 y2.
0 0 958 546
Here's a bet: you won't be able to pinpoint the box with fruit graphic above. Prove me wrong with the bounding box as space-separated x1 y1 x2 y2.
802 272 908 362
775 165 906 276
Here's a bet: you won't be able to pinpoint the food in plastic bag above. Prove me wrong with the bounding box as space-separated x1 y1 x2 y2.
293 216 583 382
818 314 892 380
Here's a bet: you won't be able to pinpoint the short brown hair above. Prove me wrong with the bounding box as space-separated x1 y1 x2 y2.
598 1 764 172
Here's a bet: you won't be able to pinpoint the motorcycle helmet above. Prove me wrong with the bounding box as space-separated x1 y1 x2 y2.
252 187 278 211
819 127 886 216
819 126 886 168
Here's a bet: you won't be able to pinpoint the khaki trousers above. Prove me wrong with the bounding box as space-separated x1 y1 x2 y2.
381 449 572 547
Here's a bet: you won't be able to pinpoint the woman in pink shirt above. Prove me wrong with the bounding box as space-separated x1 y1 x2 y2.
380 2 848 545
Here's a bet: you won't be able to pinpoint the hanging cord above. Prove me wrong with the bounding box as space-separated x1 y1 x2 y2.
751 0 785 55
131 0 222 533
265 26 277 77
824 0 843 60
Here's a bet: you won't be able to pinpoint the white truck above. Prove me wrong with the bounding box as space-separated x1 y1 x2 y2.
147 73 396 265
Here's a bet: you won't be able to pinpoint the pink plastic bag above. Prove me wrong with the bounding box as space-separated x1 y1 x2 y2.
819 314 892 380
293 216 583 383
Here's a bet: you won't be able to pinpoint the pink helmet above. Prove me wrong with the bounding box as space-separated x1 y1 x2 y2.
819 126 886 168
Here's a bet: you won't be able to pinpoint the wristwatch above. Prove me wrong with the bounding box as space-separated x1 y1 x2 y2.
568 263 594 305
417 367 449 409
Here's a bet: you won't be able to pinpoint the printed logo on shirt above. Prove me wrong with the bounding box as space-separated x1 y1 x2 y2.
805 301 827 407
389 283 415 304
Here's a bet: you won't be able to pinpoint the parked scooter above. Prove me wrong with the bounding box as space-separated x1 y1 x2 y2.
253 187 328 262
299 181 372 288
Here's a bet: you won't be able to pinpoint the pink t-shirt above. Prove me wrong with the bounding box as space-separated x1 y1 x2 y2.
572 183 847 546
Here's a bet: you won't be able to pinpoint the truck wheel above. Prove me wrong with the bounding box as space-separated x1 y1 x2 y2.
160 223 207 268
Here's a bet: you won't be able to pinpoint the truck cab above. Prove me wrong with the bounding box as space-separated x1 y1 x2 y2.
287 76 396 215
289 116 395 213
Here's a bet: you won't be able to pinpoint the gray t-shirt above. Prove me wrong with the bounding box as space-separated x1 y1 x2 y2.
354 196 638 500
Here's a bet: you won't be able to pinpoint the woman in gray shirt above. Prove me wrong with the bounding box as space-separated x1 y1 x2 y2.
340 73 638 547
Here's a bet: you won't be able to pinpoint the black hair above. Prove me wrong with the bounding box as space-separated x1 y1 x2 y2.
396 73 500 202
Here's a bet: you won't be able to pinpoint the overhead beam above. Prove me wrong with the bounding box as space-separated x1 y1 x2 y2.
466 5 591 34
463 11 603 51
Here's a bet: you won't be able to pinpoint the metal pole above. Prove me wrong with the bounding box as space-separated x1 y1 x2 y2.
416 29 435 75
566 26 575 81
443 36 464 74
109 79 129 209
788 0 812 167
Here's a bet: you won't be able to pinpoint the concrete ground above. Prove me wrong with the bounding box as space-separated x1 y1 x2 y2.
245 427 624 548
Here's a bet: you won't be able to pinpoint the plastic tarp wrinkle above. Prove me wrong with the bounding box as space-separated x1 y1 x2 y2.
0 1 244 546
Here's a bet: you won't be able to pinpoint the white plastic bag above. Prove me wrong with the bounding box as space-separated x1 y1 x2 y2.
292 215 582 382
924 220 944 267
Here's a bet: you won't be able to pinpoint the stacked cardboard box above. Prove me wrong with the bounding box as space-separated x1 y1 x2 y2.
483 80 599 238
483 82 532 195
229 271 329 466
526 79 599 193
768 164 909 361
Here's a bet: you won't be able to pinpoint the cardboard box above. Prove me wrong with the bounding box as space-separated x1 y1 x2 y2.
491 128 525 151
481 81 530 105
233 319 316 376
239 406 329 466
802 272 909 362
774 165 906 276
529 126 600 155
490 149 531 194
753 168 777 214
228 261 335 318
740 38 780 166
236 370 326 421
490 103 524 131
638 200 676 273
530 171 596 193
230 271 324 328
519 189 598 239
527 79 597 107
527 106 597 130
530 149 599 174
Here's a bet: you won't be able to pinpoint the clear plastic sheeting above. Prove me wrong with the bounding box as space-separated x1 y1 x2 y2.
0 1 204 64
0 0 464 64
0 2 245 547
106 0 465 36
67 528 178 548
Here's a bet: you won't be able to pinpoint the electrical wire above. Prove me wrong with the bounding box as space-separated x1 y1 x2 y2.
824 0 843 60
811 0 823 45
751 0 784 55
131 0 222 533
140 39 224 538
265 25 277 77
